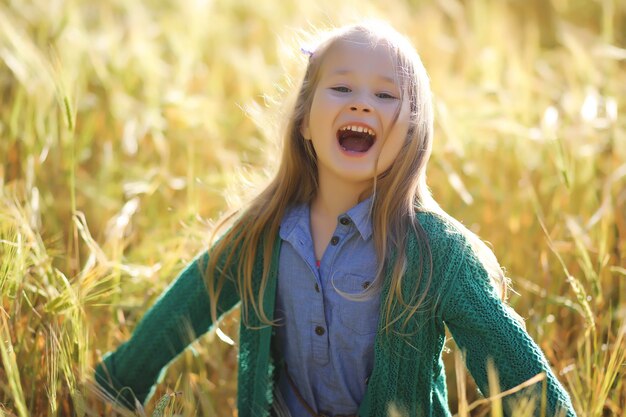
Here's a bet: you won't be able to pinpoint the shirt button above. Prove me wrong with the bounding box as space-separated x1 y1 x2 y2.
362 281 371 289
315 326 325 336
314 283 320 293
339 217 350 225
330 236 340 245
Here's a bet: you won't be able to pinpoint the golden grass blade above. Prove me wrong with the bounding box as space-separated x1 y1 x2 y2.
454 349 469 417
487 358 503 417
84 377 144 417
46 325 60 415
386 402 408 417
590 320 626 416
463 373 547 415
151 393 172 417
151 391 182 417
528 184 596 338
0 311 28 417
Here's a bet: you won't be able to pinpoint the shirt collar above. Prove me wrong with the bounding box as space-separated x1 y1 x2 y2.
279 196 373 242
344 196 373 241
279 202 309 242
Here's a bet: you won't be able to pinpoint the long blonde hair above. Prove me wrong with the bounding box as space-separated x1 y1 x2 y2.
205 21 509 330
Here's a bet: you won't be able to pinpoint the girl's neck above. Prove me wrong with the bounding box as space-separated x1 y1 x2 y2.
309 175 371 261
311 174 371 221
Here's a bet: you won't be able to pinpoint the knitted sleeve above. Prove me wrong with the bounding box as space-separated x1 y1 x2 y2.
440 243 577 417
94 250 240 410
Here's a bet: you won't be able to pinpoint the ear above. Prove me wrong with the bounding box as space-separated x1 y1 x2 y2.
300 115 311 140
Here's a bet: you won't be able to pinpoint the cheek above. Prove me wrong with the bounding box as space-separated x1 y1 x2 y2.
385 131 407 161
388 101 411 145
308 94 328 127
380 115 410 162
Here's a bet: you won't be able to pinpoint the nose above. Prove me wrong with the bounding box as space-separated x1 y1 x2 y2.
349 94 372 113
350 103 371 113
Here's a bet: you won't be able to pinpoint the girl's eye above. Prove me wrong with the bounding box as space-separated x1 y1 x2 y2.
376 92 398 100
331 86 351 93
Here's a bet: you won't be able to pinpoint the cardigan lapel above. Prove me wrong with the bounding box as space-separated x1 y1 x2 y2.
247 233 283 415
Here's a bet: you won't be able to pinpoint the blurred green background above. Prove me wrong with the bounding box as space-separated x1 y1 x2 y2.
1 0 625 416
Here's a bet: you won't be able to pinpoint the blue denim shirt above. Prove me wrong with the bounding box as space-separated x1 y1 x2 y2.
274 197 381 416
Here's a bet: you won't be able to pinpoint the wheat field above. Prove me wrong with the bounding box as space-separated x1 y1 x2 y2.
0 0 625 416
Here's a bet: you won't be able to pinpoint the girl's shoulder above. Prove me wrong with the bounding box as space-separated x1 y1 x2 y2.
415 210 504 301
413 210 485 283
415 210 470 256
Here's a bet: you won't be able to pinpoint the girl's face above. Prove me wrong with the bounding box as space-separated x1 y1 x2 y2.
301 37 411 190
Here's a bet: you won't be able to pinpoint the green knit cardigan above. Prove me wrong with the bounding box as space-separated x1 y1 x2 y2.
95 212 576 416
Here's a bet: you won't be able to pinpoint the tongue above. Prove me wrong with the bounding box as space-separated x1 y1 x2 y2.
341 136 371 152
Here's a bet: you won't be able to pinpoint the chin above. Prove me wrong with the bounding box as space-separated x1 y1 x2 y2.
334 168 377 184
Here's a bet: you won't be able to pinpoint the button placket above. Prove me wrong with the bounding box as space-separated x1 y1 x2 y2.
312 222 351 365
312 243 329 364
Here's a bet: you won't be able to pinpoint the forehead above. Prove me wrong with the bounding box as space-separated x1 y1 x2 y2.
319 36 399 82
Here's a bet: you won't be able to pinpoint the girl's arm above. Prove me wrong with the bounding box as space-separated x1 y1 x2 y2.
440 245 577 417
94 250 240 410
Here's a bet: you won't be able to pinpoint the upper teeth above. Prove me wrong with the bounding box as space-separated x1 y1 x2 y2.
340 125 375 136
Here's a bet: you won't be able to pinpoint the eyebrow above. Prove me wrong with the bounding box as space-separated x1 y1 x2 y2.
330 69 397 85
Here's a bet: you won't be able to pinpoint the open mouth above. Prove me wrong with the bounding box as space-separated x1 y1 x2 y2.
336 125 376 153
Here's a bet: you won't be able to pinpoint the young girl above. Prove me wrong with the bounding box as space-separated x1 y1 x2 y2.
95 21 577 417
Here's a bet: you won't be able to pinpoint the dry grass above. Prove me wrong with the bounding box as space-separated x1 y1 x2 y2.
1 0 625 416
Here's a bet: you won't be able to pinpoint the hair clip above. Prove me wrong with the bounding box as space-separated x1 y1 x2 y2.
300 46 314 59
